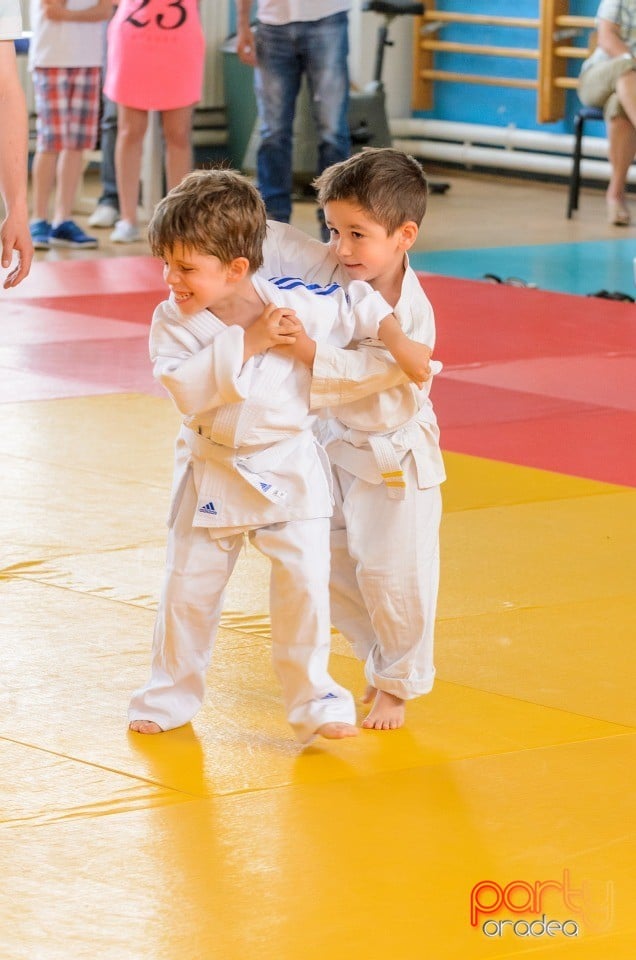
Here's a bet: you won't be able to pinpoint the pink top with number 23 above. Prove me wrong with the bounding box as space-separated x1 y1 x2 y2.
104 0 204 110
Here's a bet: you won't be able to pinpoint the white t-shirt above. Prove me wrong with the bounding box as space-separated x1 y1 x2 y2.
0 0 22 39
28 0 103 69
257 1 350 26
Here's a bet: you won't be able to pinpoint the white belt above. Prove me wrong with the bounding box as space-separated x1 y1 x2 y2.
367 435 406 500
183 425 311 505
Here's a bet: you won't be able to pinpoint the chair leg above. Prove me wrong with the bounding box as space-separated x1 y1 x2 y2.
567 113 585 219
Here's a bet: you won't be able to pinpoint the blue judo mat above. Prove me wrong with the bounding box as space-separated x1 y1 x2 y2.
411 238 636 298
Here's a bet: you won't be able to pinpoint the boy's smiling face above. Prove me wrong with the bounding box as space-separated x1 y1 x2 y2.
323 199 417 294
162 243 238 316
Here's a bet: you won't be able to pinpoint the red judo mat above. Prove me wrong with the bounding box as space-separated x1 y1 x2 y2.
3 258 635 487
422 274 636 489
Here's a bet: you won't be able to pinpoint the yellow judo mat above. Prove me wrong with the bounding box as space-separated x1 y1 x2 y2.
1 392 634 959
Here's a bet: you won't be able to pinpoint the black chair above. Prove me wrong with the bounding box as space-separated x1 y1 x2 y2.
566 105 604 218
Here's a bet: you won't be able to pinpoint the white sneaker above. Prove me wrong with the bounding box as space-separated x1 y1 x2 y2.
88 204 119 228
110 220 142 243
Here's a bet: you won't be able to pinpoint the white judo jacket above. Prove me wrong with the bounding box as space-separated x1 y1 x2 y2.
151 273 394 535
261 222 446 493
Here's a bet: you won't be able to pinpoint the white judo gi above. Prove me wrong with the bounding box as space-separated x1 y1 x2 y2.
261 222 446 700
129 273 395 742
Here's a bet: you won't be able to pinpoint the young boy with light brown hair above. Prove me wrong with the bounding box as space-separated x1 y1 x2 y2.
128 167 433 743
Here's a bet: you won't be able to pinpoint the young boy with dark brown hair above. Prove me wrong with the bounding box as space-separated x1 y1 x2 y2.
262 148 446 730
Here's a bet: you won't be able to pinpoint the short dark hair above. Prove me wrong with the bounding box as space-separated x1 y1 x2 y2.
313 148 428 233
148 168 266 270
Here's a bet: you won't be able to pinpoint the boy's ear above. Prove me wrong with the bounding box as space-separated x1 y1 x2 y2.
398 220 419 251
227 256 250 281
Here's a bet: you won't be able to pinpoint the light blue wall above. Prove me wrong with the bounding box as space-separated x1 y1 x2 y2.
414 0 601 134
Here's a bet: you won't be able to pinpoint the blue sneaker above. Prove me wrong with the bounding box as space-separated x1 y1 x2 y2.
30 219 51 250
49 220 98 249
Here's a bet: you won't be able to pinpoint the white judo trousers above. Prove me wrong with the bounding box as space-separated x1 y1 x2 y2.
329 456 442 700
129 475 356 742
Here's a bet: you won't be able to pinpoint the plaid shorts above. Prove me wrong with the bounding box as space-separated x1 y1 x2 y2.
32 66 102 152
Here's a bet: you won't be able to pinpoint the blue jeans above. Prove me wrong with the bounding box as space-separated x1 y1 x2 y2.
98 19 119 210
97 92 119 209
254 12 350 223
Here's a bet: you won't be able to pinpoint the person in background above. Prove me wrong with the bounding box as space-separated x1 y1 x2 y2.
28 0 112 250
88 91 118 227
235 0 351 241
578 0 636 226
0 0 33 286
88 10 119 229
103 0 204 243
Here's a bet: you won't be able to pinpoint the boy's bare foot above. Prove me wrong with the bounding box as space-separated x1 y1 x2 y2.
129 720 163 734
361 684 376 704
316 722 359 739
362 690 405 730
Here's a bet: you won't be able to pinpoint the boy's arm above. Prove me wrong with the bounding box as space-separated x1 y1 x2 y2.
43 0 113 23
151 301 300 418
340 280 432 386
242 304 301 362
262 220 337 286
310 341 411 409
278 314 419 408
280 329 438 408
377 314 433 388
236 0 256 66
311 339 441 409
375 277 440 387
151 320 245 418
277 279 442 407
273 280 425 405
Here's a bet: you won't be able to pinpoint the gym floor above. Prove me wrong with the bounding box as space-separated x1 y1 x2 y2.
1 168 635 959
